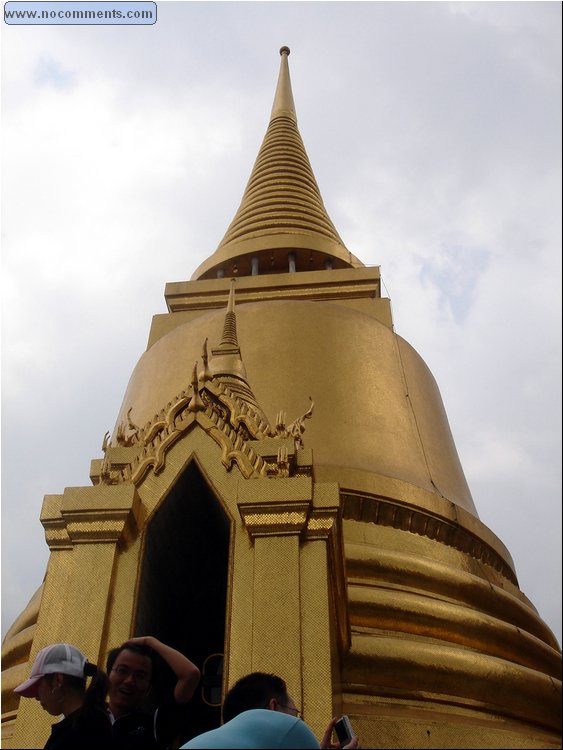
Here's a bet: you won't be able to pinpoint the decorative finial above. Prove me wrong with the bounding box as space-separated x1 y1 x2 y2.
271 45 296 122
187 363 205 412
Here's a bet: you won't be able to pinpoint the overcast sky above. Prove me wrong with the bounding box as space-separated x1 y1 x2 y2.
2 1 561 648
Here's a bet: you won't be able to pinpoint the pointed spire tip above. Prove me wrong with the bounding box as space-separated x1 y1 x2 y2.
271 45 295 123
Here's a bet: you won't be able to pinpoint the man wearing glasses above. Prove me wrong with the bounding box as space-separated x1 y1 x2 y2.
106 635 200 749
181 672 359 749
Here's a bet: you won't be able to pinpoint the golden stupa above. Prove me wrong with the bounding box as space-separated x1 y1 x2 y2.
2 48 561 749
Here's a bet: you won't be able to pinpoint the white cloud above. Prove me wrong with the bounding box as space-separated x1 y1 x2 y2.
2 2 561 649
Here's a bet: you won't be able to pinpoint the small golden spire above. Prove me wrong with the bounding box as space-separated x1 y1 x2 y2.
218 279 238 349
207 281 271 427
270 45 296 122
210 279 246 379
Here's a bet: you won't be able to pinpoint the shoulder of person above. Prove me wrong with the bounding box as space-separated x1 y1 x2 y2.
233 709 320 749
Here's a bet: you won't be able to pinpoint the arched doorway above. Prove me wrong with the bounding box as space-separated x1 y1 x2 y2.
135 461 230 743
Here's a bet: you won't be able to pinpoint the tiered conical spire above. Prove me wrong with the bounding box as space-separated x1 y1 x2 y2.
209 280 247 380
192 47 363 280
208 280 271 425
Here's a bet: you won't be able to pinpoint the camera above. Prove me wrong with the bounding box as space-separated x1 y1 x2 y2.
334 714 354 746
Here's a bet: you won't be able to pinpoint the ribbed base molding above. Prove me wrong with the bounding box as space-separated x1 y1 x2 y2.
342 694 561 749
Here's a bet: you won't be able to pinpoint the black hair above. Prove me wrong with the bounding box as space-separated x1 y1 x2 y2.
221 672 289 724
82 661 108 709
106 643 156 682
44 661 107 707
106 643 156 684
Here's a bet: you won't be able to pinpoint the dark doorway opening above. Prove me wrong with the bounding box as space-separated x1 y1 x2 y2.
135 462 230 744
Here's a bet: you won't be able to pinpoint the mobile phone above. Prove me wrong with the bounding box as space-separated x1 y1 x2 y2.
334 714 354 746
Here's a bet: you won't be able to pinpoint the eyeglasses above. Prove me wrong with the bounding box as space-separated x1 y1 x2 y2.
112 665 150 684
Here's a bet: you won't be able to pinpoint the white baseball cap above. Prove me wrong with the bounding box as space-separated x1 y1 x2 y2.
14 643 87 698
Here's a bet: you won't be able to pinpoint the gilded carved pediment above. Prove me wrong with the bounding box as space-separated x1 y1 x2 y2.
98 282 313 487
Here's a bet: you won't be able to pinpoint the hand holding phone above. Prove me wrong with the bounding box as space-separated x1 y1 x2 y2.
334 714 355 748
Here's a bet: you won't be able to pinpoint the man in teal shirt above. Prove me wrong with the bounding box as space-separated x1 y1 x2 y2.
181 708 320 749
181 672 358 749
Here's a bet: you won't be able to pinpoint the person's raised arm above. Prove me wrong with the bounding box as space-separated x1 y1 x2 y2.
125 636 200 704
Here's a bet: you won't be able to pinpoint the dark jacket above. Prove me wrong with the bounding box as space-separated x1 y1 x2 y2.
44 707 112 750
110 702 186 750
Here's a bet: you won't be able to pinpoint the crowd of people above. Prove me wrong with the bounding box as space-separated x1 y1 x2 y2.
15 637 360 749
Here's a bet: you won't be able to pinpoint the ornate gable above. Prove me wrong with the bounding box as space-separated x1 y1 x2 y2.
95 281 314 486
